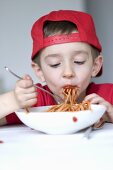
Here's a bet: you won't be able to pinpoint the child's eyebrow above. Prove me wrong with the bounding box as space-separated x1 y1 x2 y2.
71 50 89 56
45 54 61 58
44 50 89 59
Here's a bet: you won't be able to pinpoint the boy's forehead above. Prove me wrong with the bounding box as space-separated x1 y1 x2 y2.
40 42 91 56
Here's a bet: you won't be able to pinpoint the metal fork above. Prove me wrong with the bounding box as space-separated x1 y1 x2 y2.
4 66 63 104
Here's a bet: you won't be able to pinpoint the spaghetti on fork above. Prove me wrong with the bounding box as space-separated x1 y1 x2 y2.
46 85 91 112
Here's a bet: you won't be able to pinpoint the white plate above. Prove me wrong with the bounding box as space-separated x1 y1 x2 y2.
16 104 106 135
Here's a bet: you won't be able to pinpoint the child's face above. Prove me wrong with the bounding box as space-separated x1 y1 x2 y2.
33 42 102 97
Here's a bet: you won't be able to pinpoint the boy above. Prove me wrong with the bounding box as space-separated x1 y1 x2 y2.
1 10 113 125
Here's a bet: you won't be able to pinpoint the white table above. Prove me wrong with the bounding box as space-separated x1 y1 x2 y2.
0 123 113 170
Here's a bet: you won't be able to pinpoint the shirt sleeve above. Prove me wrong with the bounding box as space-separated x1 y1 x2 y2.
6 112 22 125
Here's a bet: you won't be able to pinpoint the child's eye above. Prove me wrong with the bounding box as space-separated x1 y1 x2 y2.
49 63 61 68
74 61 85 65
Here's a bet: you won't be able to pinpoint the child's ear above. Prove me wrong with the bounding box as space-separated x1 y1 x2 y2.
31 61 45 83
91 55 103 77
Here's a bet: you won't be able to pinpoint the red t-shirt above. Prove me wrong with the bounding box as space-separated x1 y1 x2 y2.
6 82 113 124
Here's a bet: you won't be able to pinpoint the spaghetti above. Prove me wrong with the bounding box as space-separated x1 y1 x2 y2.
46 85 91 112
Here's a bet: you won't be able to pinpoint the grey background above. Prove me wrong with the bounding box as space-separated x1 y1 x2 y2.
0 0 113 93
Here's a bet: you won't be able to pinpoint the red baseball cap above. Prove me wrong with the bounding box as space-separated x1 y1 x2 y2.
31 10 102 76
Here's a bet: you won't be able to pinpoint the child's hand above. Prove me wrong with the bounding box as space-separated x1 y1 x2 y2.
84 93 113 123
14 75 37 109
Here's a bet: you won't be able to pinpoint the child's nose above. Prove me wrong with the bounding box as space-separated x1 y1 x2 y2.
62 66 75 79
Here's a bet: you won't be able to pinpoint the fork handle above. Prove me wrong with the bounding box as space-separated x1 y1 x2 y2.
84 126 93 139
34 85 56 98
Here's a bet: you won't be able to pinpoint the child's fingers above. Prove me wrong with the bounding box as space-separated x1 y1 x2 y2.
16 92 37 107
84 93 97 101
84 93 104 104
22 74 32 80
15 87 37 101
19 86 37 94
21 98 37 108
14 74 38 108
22 92 38 101
15 77 33 88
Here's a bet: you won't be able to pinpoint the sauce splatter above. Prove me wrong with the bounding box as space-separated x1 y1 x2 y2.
0 140 4 144
72 116 77 122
